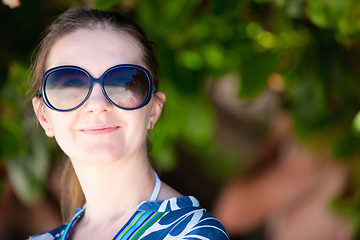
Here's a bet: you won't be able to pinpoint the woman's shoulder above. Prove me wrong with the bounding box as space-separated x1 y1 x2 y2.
27 224 67 240
138 196 230 239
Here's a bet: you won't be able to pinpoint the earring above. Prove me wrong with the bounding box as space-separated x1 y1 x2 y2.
46 128 54 138
148 122 153 130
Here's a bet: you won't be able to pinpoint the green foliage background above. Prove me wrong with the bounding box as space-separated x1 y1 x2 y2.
1 0 360 236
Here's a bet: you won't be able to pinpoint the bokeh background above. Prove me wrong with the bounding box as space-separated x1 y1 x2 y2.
1 0 360 239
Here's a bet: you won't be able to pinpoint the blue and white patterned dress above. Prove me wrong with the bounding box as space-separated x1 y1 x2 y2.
28 196 229 240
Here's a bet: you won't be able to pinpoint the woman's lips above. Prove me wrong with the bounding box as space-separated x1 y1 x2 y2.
80 126 120 135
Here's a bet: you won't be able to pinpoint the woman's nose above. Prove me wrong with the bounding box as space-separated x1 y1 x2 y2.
83 83 113 112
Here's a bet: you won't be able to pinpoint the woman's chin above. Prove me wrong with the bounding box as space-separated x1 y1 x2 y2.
68 146 126 165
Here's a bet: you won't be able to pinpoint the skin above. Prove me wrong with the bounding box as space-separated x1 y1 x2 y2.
32 28 181 239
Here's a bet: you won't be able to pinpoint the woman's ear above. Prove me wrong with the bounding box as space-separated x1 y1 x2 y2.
32 97 54 138
148 91 166 130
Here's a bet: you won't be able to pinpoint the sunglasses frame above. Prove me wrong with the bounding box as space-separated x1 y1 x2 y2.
42 64 153 112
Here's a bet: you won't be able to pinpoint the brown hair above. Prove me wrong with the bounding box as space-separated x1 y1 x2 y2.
29 7 160 222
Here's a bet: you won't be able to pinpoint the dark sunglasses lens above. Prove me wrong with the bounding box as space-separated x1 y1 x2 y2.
44 69 90 110
103 67 150 109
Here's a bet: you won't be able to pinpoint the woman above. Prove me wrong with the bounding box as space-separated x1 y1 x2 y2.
27 7 229 240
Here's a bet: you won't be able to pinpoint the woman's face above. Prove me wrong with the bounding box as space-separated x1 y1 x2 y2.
33 28 164 164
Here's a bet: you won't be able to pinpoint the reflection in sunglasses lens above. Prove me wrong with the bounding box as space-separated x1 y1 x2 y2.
45 69 90 110
104 68 149 109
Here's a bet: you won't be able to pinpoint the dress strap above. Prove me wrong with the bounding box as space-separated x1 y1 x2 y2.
150 171 161 201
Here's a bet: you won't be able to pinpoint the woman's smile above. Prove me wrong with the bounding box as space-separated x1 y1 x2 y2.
79 124 121 135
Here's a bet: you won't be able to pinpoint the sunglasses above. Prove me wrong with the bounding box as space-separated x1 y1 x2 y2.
41 64 153 112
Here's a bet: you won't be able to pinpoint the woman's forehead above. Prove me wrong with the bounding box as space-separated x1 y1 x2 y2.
46 28 144 76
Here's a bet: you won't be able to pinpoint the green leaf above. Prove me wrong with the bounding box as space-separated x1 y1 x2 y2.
0 116 24 158
202 44 225 69
306 0 346 28
353 111 360 134
338 0 360 37
254 0 273 3
240 51 279 98
93 0 123 10
178 50 204 70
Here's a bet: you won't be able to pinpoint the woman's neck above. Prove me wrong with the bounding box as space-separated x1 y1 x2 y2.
71 155 156 226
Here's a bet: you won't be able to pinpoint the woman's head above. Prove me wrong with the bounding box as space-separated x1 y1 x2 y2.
31 8 165 162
